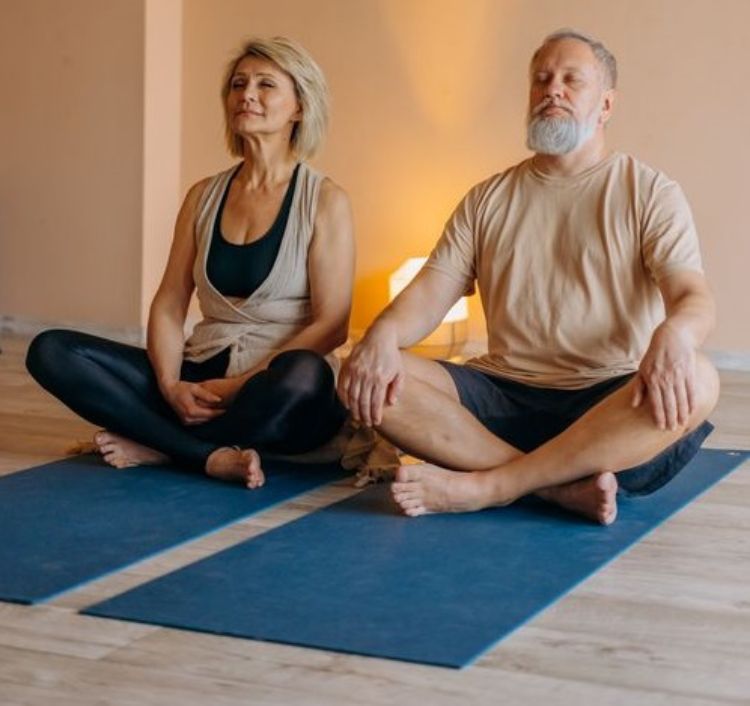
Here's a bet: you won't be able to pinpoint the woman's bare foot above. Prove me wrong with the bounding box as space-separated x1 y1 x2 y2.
535 472 618 525
205 447 265 489
391 463 501 516
94 431 169 469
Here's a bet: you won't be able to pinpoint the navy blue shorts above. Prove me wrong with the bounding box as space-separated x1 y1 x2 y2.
438 362 714 497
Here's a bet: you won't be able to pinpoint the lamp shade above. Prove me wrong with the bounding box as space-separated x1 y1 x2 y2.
389 257 469 323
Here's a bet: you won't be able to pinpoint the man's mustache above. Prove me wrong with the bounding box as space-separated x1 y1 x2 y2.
531 98 574 117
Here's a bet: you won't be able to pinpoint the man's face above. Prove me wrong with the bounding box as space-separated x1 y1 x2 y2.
526 38 613 155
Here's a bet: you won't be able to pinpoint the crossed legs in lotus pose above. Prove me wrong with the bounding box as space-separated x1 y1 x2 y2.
26 330 346 489
374 353 718 523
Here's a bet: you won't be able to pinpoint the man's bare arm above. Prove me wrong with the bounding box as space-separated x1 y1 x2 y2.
338 267 467 426
632 270 715 430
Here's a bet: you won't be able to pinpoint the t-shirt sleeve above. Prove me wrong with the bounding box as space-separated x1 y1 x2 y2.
423 188 478 296
641 177 703 283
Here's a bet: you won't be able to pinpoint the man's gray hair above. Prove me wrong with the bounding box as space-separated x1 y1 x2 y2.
532 29 618 89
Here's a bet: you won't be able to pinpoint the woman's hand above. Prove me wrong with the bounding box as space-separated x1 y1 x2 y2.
199 377 242 407
162 380 225 425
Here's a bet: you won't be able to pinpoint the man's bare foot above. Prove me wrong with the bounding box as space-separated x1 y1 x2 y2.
205 447 265 489
94 431 169 469
391 463 502 516
535 472 618 525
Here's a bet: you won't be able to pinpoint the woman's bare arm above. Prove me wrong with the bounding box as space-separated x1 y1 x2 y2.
147 178 223 423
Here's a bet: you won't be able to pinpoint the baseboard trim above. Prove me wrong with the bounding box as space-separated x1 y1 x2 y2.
0 315 145 347
705 350 750 372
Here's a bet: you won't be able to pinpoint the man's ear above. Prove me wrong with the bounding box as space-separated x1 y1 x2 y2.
600 88 616 126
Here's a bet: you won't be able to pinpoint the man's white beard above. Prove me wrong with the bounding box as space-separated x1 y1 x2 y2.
526 111 597 155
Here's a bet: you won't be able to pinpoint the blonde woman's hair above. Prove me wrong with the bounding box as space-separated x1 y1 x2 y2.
221 36 328 161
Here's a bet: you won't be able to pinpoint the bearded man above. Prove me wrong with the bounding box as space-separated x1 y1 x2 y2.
338 29 718 524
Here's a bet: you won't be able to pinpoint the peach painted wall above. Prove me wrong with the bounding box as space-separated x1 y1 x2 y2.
1 0 748 357
141 0 183 328
181 0 750 354
0 0 145 329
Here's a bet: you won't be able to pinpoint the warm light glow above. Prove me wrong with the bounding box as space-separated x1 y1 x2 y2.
389 257 469 324
381 0 494 130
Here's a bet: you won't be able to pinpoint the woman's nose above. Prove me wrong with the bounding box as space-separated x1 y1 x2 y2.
242 84 258 102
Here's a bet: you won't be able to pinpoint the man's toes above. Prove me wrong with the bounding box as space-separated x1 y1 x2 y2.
596 472 618 494
599 501 618 526
392 480 419 495
391 483 413 497
395 465 422 483
397 497 423 511
595 473 618 525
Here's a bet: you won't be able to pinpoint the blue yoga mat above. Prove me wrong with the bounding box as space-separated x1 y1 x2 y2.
83 449 748 668
0 455 346 604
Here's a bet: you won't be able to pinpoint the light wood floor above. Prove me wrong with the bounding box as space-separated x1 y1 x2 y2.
1 333 749 706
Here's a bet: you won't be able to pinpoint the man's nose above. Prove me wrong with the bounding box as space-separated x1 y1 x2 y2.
545 76 564 99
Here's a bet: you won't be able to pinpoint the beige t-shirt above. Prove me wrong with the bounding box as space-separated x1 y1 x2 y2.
425 152 703 389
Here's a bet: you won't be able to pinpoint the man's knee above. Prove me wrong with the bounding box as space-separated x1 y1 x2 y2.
692 352 720 422
400 352 460 401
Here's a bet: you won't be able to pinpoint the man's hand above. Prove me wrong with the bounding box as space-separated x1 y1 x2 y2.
632 321 696 431
338 326 405 427
162 380 225 425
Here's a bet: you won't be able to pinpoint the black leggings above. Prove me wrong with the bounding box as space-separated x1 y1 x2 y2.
25 329 347 471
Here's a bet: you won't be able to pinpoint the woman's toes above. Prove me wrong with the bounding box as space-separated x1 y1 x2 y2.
102 451 120 467
94 431 112 447
246 470 265 490
246 472 262 490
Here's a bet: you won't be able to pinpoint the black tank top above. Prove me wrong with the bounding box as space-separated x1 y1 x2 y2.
206 163 300 298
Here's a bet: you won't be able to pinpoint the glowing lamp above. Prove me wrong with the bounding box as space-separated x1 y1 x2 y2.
388 257 468 323
388 257 469 359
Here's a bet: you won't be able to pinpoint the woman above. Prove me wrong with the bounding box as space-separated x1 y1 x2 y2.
26 37 354 488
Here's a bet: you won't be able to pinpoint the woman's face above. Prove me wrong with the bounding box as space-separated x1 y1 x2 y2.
226 56 301 145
